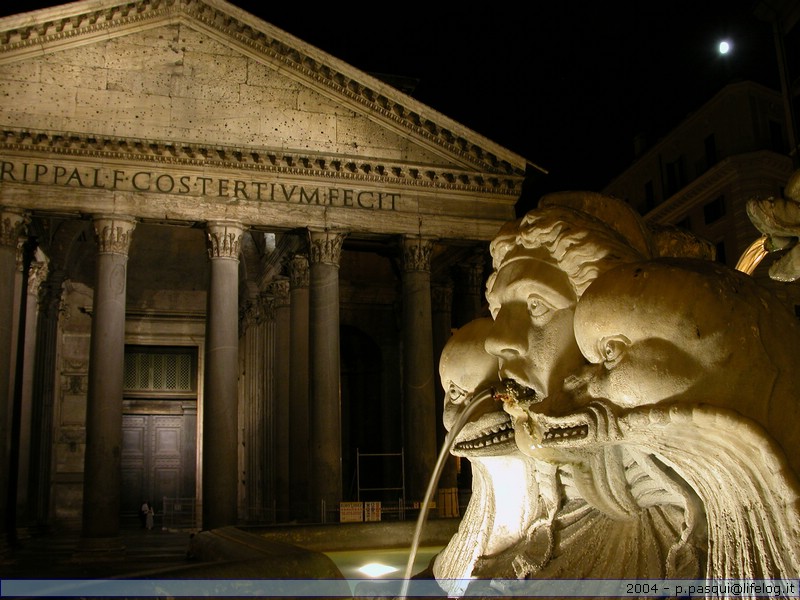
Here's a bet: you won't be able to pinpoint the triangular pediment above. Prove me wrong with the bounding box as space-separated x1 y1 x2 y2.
0 0 533 240
0 0 529 183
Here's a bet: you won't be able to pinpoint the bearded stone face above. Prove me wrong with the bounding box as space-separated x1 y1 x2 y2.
440 188 800 588
501 257 800 461
492 257 800 582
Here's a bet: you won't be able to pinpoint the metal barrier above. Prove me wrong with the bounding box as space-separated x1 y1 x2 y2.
160 497 198 531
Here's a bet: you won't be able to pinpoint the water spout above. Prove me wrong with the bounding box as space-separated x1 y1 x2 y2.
735 235 768 275
399 385 498 598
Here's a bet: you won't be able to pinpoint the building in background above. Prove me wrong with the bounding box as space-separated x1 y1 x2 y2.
603 80 800 308
604 1 800 309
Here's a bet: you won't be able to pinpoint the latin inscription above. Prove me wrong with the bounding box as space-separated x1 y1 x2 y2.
0 161 399 211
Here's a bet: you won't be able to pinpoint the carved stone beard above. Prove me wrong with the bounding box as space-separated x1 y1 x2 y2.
433 452 550 596
461 401 689 587
617 403 800 581
529 445 705 582
475 400 800 594
470 443 704 587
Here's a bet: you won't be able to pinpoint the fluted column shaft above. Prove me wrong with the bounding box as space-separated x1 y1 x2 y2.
452 253 485 327
16 259 45 515
270 278 291 521
82 215 136 542
431 281 457 490
308 230 345 521
0 209 28 545
28 271 64 529
288 253 310 520
203 221 244 530
402 236 438 502
403 237 437 501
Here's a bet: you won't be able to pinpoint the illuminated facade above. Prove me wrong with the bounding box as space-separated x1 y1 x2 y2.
0 0 532 546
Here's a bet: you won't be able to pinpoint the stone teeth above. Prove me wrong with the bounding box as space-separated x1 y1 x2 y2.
543 423 589 442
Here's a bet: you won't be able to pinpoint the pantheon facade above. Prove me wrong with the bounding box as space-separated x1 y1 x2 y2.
0 0 532 547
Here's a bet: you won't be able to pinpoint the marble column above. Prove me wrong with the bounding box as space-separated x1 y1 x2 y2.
270 278 290 521
237 293 269 521
0 208 28 548
16 259 46 515
401 236 438 503
431 281 458 494
452 251 486 327
7 241 40 539
81 215 136 546
308 230 346 522
288 253 310 520
202 221 244 530
27 270 64 530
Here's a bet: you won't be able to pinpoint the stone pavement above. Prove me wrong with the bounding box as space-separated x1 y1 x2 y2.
0 525 196 580
0 518 460 600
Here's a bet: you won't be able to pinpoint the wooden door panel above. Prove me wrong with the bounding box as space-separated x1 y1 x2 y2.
122 412 195 516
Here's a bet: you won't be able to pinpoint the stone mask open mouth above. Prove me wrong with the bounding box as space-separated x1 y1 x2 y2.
449 381 527 456
540 422 589 443
514 401 619 456
452 416 515 453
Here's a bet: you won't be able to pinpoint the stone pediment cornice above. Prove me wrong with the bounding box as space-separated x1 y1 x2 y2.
0 0 531 180
0 128 524 195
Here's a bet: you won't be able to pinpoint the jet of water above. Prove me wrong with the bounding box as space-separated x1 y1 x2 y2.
400 380 532 597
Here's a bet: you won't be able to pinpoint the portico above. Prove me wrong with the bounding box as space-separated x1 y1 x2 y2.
0 0 531 545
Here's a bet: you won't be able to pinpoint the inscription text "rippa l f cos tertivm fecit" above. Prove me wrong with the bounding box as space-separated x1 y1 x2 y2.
0 161 400 211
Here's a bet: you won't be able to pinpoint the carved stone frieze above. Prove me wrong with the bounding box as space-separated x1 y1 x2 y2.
308 230 346 267
288 254 309 289
63 373 87 395
205 221 244 260
0 129 520 195
402 236 435 272
92 215 136 255
0 0 526 182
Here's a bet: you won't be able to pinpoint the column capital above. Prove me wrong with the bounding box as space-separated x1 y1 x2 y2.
268 277 290 307
27 260 49 296
258 292 276 322
402 236 436 272
288 254 310 289
308 229 347 267
206 221 244 260
0 208 29 249
93 215 136 256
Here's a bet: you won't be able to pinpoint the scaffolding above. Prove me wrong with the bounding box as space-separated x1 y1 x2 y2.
356 448 405 504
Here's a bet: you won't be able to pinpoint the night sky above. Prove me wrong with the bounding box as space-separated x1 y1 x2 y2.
3 1 781 212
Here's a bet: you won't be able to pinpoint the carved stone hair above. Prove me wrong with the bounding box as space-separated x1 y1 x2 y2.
489 202 646 298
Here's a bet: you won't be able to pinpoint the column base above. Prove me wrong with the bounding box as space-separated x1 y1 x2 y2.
71 536 126 563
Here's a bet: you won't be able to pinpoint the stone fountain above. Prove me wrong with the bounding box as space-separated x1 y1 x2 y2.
433 180 800 597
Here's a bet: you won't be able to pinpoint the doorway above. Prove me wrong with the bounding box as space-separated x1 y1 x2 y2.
120 346 198 519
